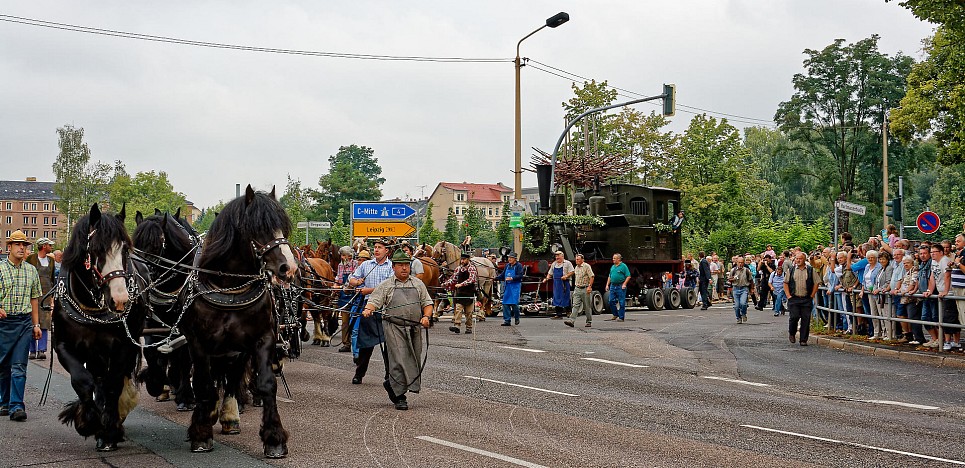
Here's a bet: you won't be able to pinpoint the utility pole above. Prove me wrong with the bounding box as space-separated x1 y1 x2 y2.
882 113 889 231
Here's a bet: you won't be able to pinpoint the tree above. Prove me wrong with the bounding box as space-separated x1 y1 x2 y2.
280 175 315 246
313 145 384 221
51 125 112 237
192 201 225 233
106 164 187 232
496 200 512 248
443 208 459 244
417 203 442 246
329 208 350 247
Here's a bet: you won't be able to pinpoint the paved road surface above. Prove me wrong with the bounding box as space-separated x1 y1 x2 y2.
7 302 964 467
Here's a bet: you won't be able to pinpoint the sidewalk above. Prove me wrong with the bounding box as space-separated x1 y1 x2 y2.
811 333 965 369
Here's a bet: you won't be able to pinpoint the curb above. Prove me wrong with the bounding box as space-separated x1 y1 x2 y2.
813 335 965 368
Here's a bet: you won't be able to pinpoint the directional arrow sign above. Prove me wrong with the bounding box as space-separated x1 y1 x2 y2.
916 211 941 234
353 202 416 220
352 222 416 237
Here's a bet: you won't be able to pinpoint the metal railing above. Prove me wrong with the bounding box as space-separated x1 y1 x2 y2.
815 286 963 353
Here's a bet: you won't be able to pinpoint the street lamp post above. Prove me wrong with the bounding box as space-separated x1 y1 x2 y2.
513 11 569 256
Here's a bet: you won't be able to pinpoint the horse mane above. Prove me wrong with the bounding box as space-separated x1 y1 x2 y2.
133 213 194 255
198 189 291 267
63 206 131 271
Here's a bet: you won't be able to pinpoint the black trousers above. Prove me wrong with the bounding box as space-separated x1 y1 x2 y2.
756 283 771 309
788 298 812 343
355 346 375 379
699 280 711 307
906 301 926 343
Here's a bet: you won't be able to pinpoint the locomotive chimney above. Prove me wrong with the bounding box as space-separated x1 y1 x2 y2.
535 164 552 215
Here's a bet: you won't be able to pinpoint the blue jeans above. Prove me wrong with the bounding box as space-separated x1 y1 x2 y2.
921 298 938 329
0 314 32 412
609 287 626 319
773 289 786 314
834 292 851 330
503 304 520 323
733 286 748 319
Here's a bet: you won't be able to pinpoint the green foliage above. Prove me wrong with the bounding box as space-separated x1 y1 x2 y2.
192 201 225 234
926 163 965 238
52 125 113 235
106 164 188 233
521 214 604 254
496 200 512 248
313 145 384 221
418 203 443 245
688 218 831 259
443 208 459 244
329 208 350 247
280 175 315 246
611 109 677 186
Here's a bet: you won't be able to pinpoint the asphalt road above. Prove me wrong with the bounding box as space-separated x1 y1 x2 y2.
8 302 965 467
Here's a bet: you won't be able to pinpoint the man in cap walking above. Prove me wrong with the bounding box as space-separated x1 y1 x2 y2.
0 230 42 421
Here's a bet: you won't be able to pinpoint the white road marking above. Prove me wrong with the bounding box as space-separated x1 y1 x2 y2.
464 376 579 397
416 436 549 468
499 346 547 353
701 375 771 387
276 396 294 403
582 351 595 354
857 399 940 410
741 424 965 465
581 357 648 368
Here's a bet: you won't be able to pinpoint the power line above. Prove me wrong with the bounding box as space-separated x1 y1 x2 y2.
527 59 776 126
0 14 511 63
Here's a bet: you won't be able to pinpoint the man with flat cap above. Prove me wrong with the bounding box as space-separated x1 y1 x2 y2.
442 252 477 334
362 250 433 410
0 230 42 421
496 252 524 326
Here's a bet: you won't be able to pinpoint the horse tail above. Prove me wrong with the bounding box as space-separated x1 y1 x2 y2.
59 399 102 437
118 376 139 423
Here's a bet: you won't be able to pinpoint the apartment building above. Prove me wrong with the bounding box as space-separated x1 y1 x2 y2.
427 182 513 228
1 178 64 253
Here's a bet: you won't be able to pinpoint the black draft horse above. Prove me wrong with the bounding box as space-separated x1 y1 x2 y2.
133 208 199 412
182 185 296 458
53 203 149 452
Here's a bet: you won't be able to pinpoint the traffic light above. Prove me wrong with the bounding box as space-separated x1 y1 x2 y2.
663 83 676 117
885 196 902 222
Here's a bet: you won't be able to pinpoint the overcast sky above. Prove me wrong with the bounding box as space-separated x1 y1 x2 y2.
0 1 935 209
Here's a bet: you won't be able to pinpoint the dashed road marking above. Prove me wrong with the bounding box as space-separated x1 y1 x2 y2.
416 436 549 468
741 424 965 465
581 357 648 368
499 346 547 353
701 375 771 387
464 376 579 397
857 399 939 410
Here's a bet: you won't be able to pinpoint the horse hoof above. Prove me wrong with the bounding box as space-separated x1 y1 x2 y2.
176 403 195 412
299 330 310 342
156 391 171 402
221 421 241 435
95 439 118 452
252 398 263 408
321 340 330 347
264 444 288 459
311 339 321 346
191 439 214 453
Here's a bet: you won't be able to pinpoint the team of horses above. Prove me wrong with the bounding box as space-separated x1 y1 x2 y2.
48 186 496 459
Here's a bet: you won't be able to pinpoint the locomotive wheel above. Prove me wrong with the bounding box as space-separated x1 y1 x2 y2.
647 288 665 311
663 288 681 310
591 291 605 315
681 288 698 309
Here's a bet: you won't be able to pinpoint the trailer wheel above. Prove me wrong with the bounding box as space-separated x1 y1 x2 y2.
680 287 698 309
646 288 664 310
591 291 605 315
663 288 681 310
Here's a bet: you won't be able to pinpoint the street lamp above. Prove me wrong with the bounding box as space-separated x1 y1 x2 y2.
514 11 569 255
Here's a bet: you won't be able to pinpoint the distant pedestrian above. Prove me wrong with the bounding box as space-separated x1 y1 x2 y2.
784 252 819 346
496 252 523 326
728 256 753 324
542 251 573 319
565 254 594 328
698 251 712 310
605 253 631 321
769 266 786 316
25 237 55 360
442 253 477 334
0 230 43 422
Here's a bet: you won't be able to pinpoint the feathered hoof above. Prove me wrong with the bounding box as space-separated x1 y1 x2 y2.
320 340 330 347
264 443 288 459
311 339 321 346
221 421 241 435
191 439 214 453
156 390 171 402
299 330 310 342
95 438 118 452
176 402 195 412
252 398 263 408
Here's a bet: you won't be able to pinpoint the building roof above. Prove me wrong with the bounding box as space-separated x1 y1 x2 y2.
0 180 59 201
438 182 512 203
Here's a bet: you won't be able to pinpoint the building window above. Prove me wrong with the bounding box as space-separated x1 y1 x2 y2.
51 231 57 240
31 217 37 225
52 203 57 211
4 202 10 210
44 217 49 225
23 203 28 211
31 203 37 211
4 230 10 238
44 203 49 211
488 208 493 216
4 216 10 224
31 230 36 238
495 208 499 216
52 217 57 225
23 217 29 225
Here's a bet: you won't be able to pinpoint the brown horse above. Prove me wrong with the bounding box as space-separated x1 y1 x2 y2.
432 241 495 316
315 239 340 272
298 257 337 346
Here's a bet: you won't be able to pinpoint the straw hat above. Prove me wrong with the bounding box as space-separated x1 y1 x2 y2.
5 230 31 246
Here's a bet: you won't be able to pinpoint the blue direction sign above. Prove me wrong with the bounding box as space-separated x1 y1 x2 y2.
916 211 941 234
353 202 416 220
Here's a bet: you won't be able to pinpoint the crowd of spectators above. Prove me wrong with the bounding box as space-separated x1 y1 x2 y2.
681 227 965 352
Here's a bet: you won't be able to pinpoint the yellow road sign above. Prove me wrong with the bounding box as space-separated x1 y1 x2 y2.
352 221 416 237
